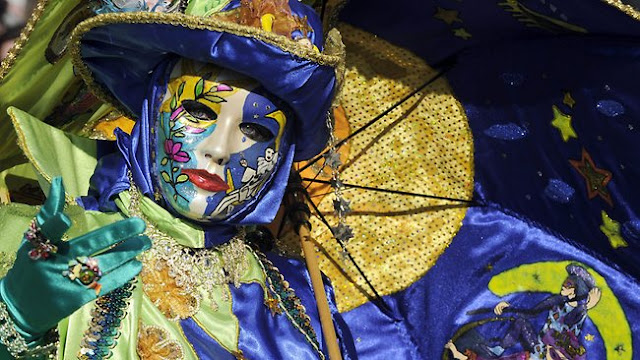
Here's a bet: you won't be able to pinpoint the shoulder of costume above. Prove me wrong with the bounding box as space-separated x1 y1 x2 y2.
5 106 126 225
7 106 100 204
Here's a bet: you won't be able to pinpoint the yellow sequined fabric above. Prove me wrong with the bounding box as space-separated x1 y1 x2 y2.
286 24 474 312
140 258 200 321
137 322 184 360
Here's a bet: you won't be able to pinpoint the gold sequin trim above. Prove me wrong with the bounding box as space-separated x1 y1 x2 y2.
0 0 49 81
69 12 345 119
137 322 184 360
602 0 640 20
287 24 474 312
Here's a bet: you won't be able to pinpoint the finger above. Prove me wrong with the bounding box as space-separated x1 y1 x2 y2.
98 259 143 296
68 217 146 257
95 235 151 273
37 177 66 224
39 212 71 242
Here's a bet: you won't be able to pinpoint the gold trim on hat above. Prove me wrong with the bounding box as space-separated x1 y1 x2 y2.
602 0 640 20
69 12 345 119
280 23 475 312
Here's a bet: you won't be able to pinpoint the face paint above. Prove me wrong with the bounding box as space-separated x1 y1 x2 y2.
153 60 291 222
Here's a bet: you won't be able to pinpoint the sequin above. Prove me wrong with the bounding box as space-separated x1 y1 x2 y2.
596 99 625 117
544 179 575 204
78 281 135 360
484 123 528 140
500 73 524 86
253 249 323 359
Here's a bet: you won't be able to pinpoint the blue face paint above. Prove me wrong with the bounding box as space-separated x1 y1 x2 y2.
153 68 292 222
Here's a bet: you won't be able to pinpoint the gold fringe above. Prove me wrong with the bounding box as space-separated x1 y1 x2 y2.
602 0 640 20
324 28 346 107
0 0 50 82
69 12 344 119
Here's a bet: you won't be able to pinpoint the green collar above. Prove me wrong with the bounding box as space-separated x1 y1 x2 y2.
115 189 205 249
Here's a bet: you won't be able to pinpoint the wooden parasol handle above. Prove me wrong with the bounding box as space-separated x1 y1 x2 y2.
286 171 342 360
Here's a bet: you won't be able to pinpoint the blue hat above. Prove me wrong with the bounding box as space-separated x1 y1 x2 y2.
70 0 344 160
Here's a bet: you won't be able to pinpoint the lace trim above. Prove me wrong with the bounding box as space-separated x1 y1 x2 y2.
128 184 248 318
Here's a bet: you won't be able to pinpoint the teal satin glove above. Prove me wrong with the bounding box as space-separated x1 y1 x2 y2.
0 177 151 340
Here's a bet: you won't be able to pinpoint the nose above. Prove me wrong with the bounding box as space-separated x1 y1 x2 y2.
198 123 232 169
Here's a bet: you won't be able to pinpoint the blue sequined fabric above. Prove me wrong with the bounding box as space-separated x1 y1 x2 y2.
78 281 136 360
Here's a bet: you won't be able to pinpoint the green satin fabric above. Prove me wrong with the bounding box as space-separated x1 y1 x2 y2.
115 191 205 249
184 0 231 16
8 107 98 201
0 186 267 359
1 177 150 341
2 107 271 359
0 0 117 172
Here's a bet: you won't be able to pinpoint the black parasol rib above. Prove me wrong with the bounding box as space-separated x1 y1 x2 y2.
302 189 395 316
298 65 454 173
302 178 476 204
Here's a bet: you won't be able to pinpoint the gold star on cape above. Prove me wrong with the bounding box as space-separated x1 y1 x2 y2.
569 148 613 206
551 105 577 142
434 7 462 25
585 334 595 342
453 28 472 40
563 91 576 108
600 211 628 249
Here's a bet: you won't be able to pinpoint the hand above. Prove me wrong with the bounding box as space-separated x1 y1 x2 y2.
494 301 510 315
0 177 151 340
587 287 602 310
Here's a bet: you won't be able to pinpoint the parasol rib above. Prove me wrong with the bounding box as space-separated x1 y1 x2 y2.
302 178 476 204
298 65 453 173
303 188 395 316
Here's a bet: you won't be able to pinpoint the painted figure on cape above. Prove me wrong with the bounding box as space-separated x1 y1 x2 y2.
445 264 601 360
0 0 352 359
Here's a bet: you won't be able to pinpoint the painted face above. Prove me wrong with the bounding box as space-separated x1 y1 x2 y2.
560 278 576 298
153 60 290 222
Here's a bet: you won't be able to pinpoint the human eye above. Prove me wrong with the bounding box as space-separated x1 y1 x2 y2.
239 123 274 142
182 100 218 121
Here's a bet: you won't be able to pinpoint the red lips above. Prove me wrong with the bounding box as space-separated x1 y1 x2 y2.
181 169 230 192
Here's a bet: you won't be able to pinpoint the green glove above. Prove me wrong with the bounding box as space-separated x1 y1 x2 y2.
0 177 151 340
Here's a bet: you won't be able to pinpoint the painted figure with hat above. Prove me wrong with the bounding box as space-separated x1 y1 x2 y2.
0 0 354 359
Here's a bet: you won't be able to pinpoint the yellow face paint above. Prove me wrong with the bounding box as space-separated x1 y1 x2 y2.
264 109 287 151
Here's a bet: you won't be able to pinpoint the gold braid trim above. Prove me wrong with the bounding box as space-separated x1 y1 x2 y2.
69 12 344 119
7 108 76 204
0 0 50 82
601 0 640 20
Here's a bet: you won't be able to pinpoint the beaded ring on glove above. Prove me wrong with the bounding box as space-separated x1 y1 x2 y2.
23 219 58 261
62 257 103 295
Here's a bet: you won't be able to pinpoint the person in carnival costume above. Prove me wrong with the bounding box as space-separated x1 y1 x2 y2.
0 0 355 359
445 264 601 360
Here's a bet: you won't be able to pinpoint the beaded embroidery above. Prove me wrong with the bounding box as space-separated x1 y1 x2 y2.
252 249 324 359
78 281 136 360
137 322 184 360
127 183 248 315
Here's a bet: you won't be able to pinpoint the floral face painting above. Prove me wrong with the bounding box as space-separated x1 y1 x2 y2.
154 60 291 222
